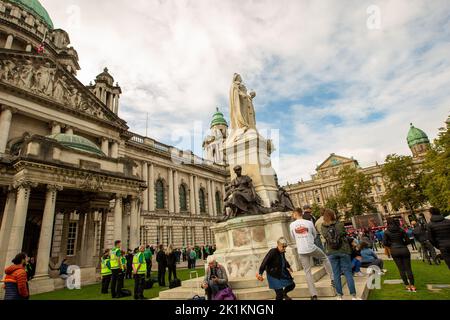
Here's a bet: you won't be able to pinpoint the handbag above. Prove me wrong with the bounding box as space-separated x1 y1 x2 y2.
213 287 236 301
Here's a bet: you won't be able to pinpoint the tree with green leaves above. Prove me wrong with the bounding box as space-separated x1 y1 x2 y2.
311 203 321 219
337 166 375 219
421 123 450 213
381 154 427 217
324 196 340 214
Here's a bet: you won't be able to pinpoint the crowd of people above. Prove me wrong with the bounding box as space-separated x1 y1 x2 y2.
256 206 450 300
2 206 448 301
99 241 217 300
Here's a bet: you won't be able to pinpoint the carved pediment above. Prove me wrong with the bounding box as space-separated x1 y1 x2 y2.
317 154 357 171
0 54 121 125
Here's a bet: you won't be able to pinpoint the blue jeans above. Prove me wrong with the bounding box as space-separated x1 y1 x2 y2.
328 253 356 296
352 258 361 273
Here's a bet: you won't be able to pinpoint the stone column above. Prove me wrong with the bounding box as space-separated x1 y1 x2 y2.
211 180 217 216
122 202 129 249
168 168 174 213
82 212 95 267
0 190 16 273
149 163 155 211
295 193 301 207
35 185 61 278
207 180 213 217
51 122 61 135
5 184 32 265
101 138 109 155
129 197 139 249
75 212 86 265
5 34 13 49
113 195 123 241
99 209 108 257
65 127 74 135
189 175 196 215
111 141 119 158
0 106 13 153
174 170 180 214
142 162 148 211
115 95 120 114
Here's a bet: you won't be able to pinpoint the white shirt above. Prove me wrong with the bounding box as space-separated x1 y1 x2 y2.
290 218 318 254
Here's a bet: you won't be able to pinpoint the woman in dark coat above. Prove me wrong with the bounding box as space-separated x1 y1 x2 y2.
257 237 295 300
383 217 416 292
166 245 177 283
156 244 167 287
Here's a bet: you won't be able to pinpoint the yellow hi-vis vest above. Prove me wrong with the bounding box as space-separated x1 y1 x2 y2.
110 247 120 269
121 257 127 271
101 258 112 276
133 252 147 275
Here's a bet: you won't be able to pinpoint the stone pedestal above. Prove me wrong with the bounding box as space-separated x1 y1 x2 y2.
225 130 278 207
211 211 300 279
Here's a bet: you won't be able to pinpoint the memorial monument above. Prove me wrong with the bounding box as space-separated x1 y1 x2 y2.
211 74 301 278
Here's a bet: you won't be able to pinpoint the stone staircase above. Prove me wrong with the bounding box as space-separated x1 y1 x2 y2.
158 266 340 300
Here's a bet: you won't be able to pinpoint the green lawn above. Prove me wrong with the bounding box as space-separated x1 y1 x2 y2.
369 260 450 300
31 268 205 300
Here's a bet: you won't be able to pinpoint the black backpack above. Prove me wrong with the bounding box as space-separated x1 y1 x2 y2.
325 223 343 250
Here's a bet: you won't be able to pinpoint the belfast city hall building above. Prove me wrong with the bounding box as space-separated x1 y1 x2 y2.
0 0 229 293
0 0 439 295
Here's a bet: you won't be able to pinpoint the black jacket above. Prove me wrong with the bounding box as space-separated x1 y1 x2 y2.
156 250 167 268
166 252 177 267
413 225 427 243
258 248 292 280
427 215 450 249
383 226 410 249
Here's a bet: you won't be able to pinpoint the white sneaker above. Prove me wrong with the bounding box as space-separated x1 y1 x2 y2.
352 296 362 300
354 272 365 277
336 295 343 300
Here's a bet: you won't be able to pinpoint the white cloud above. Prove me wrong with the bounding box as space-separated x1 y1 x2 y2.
41 0 450 184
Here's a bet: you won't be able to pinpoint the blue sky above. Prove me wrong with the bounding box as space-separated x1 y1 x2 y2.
42 0 450 183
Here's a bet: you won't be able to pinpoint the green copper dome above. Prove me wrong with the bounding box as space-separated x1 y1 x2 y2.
47 134 105 156
210 108 228 128
7 0 54 29
407 124 430 148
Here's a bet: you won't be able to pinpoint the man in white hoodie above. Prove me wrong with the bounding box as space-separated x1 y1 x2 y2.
290 208 334 300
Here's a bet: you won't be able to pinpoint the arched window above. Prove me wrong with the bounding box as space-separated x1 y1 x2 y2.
215 191 222 214
156 179 165 209
199 188 206 214
179 184 188 211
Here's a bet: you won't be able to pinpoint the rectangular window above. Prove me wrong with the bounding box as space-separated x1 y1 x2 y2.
66 222 77 256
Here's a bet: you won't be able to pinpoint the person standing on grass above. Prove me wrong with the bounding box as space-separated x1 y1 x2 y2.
125 250 133 280
383 217 416 292
110 240 123 298
3 253 30 300
156 244 167 287
427 207 450 269
101 249 112 294
166 244 177 283
144 245 153 278
257 237 295 300
289 208 333 300
132 245 147 300
190 248 197 269
321 208 361 300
